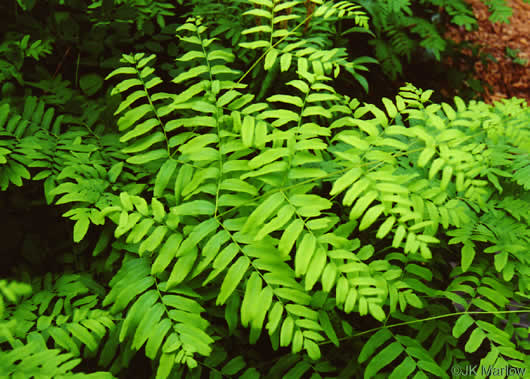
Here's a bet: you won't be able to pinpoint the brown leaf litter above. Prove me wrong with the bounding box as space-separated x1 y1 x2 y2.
444 0 530 104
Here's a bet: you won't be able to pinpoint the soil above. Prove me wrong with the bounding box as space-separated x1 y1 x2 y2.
444 0 530 104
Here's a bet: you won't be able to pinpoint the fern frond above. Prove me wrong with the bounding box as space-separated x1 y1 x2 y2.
1 273 116 377
446 265 527 369
0 335 115 378
359 328 448 378
409 18 446 60
483 0 513 23
0 98 63 189
100 256 213 374
238 0 375 91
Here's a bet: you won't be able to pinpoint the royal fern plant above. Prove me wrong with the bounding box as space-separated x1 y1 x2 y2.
1 7 529 379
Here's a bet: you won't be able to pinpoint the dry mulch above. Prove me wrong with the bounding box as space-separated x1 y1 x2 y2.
444 0 530 104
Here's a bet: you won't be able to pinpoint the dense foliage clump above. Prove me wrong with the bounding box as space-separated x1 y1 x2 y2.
1 1 529 378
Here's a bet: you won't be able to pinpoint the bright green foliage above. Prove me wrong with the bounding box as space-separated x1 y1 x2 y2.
1 5 529 379
0 279 32 345
11 35 52 61
0 275 115 378
237 0 377 94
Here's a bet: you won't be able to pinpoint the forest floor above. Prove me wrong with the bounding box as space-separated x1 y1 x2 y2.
444 0 530 104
